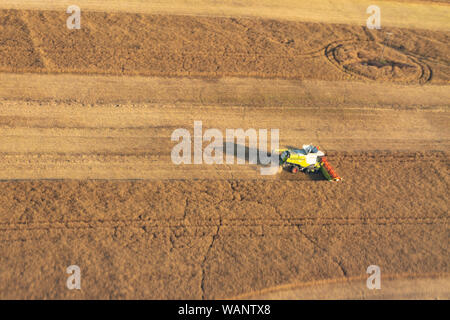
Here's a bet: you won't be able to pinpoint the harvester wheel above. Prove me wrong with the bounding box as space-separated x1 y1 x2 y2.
291 166 299 174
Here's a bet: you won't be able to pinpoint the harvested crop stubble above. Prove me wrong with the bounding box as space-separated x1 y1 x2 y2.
0 10 448 83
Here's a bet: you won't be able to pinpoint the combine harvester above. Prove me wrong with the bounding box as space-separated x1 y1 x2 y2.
277 144 341 181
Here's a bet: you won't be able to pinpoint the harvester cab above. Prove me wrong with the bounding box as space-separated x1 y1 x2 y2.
278 144 341 181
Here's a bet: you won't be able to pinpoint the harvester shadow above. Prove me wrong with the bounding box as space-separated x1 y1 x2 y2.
221 142 272 166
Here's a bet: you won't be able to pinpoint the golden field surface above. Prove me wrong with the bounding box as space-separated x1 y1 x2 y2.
0 0 448 299
1 0 449 30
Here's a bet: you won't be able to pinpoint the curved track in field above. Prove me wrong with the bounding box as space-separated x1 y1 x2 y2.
325 39 433 84
233 273 450 299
